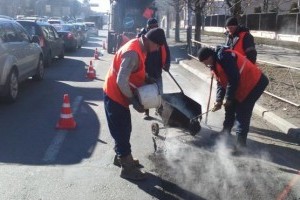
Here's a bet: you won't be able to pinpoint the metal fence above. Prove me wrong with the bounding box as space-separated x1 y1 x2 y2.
205 13 300 35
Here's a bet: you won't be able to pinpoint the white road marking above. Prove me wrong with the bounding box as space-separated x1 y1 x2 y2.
42 96 83 163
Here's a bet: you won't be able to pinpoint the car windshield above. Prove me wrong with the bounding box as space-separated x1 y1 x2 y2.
52 25 73 32
60 25 74 31
18 23 37 36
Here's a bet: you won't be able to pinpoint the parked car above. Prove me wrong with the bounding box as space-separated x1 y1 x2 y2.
74 23 88 43
17 20 64 67
0 18 44 102
53 24 81 51
84 22 98 36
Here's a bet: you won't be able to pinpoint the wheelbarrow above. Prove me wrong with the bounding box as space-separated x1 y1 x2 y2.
151 71 202 136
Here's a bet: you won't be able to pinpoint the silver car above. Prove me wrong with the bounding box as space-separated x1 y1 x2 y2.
0 18 44 102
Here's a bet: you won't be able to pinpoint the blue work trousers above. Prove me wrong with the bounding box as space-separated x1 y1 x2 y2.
223 74 269 145
104 93 132 157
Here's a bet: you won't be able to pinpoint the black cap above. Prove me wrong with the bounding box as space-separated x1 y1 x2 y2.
145 27 166 46
225 17 238 26
197 47 215 62
147 18 158 26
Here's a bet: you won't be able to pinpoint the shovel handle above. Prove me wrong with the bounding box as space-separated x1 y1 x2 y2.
190 108 214 122
167 71 184 93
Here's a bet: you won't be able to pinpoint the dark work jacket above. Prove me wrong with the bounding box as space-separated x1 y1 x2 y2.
137 28 171 79
225 26 257 64
213 47 240 102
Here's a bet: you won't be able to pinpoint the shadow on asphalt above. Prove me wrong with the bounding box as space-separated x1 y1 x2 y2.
0 40 105 165
128 172 206 200
249 126 300 170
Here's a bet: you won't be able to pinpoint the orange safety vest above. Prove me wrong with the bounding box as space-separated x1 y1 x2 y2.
161 44 167 67
213 49 262 102
103 38 146 107
231 31 247 56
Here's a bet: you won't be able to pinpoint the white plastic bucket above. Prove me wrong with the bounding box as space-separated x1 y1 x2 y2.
136 83 161 109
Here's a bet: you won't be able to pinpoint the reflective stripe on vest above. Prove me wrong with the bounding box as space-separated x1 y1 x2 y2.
214 49 262 102
103 38 146 107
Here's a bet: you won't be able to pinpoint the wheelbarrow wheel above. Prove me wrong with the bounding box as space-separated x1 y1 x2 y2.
189 120 201 136
151 123 159 136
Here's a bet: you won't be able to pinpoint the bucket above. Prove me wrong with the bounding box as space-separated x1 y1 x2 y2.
136 83 161 109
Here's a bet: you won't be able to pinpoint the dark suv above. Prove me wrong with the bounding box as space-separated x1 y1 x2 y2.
17 20 64 67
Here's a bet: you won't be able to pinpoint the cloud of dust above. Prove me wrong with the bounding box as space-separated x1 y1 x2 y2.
161 135 277 199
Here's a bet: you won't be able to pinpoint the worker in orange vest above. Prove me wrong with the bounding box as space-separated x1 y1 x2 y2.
224 17 257 64
137 18 171 119
103 28 166 180
198 46 269 152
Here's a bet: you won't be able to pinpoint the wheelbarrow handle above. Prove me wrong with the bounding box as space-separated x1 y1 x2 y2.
167 71 184 93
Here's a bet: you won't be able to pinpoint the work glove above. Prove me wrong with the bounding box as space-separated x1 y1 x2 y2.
129 97 145 113
223 100 233 109
211 101 222 112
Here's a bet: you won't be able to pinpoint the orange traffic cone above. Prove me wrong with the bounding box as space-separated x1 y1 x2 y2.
86 60 96 80
94 48 99 60
56 94 76 129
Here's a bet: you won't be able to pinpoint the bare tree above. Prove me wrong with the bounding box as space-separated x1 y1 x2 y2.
189 0 208 42
168 0 185 42
224 0 242 16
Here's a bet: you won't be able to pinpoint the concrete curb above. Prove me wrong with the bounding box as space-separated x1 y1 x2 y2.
179 60 300 138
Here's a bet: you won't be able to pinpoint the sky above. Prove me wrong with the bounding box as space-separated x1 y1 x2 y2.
79 0 110 13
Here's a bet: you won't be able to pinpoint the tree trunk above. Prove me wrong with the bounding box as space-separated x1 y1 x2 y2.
194 12 202 42
175 10 180 42
166 10 170 38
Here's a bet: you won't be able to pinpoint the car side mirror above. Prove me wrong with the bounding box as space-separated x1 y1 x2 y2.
31 35 40 43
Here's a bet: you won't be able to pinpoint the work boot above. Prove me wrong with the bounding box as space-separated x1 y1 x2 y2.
113 154 140 167
143 109 150 120
120 154 147 181
232 138 247 155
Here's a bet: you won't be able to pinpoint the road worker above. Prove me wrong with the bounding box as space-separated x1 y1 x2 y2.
197 46 269 151
224 17 257 64
103 28 166 180
137 18 171 119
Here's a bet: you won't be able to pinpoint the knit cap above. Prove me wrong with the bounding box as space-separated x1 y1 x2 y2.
145 27 166 46
225 17 238 26
147 18 158 26
197 47 215 62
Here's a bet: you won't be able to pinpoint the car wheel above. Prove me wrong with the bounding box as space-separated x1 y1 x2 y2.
4 68 18 103
32 57 44 81
58 48 64 59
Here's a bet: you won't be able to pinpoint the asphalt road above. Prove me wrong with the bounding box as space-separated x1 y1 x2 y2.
0 30 299 200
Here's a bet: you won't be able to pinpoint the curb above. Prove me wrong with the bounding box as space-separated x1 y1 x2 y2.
179 60 300 138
